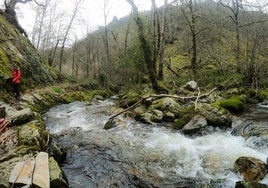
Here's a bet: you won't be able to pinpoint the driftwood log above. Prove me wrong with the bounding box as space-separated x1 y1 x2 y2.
109 87 217 120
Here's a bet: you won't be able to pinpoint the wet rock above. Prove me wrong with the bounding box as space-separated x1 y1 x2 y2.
231 121 268 138
104 119 117 130
182 114 207 134
163 111 175 121
234 156 267 182
197 103 232 128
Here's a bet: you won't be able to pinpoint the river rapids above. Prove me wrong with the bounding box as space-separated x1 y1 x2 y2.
43 100 268 188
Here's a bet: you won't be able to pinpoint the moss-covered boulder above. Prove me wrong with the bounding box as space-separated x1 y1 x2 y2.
150 97 181 122
216 96 246 114
151 97 181 112
18 122 48 151
150 109 164 122
7 107 35 125
197 103 232 127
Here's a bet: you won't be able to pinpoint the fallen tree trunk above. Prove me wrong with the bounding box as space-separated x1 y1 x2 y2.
109 87 217 120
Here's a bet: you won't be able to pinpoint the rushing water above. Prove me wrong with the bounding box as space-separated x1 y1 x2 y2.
43 100 268 188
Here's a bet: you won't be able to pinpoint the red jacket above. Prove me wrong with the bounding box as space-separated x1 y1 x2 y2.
12 69 21 84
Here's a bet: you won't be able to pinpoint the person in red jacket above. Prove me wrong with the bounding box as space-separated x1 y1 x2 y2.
11 65 21 100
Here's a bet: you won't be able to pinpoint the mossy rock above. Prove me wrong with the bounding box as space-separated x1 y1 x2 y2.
216 96 245 114
173 115 192 130
175 105 195 118
150 97 181 112
18 123 48 150
198 103 232 127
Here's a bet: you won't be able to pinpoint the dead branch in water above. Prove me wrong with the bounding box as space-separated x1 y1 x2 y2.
109 87 217 120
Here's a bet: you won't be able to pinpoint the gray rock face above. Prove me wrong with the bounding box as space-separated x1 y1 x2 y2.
182 115 207 134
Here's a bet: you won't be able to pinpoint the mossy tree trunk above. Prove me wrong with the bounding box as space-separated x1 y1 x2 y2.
3 0 31 37
126 0 162 92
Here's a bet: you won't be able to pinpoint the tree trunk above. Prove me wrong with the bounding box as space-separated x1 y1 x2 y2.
59 0 83 78
157 0 168 80
126 0 162 92
4 0 30 37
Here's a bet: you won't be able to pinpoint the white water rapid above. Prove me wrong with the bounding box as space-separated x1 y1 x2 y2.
43 100 268 188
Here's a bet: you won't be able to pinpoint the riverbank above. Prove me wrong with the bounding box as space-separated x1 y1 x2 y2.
0 84 110 187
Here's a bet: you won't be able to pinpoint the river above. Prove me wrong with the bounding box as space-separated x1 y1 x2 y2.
43 100 268 188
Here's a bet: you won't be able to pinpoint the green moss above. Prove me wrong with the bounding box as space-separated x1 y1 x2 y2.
216 96 245 114
119 89 140 108
52 86 62 94
258 89 268 101
173 115 191 129
18 124 47 150
175 105 195 118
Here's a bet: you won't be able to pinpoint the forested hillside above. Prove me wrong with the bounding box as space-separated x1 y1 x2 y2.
50 0 268 92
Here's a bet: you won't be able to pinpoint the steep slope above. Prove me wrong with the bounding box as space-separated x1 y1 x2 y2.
0 10 56 100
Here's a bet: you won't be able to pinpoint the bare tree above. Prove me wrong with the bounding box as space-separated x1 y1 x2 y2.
180 0 207 74
3 0 32 36
219 0 243 73
31 0 51 50
102 0 112 80
126 0 163 92
58 0 83 78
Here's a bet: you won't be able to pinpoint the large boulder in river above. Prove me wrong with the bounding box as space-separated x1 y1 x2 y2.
234 156 267 182
196 103 232 128
150 97 181 121
182 114 207 134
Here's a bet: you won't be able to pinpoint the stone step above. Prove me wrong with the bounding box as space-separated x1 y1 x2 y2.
33 152 50 188
9 159 35 185
8 152 50 188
